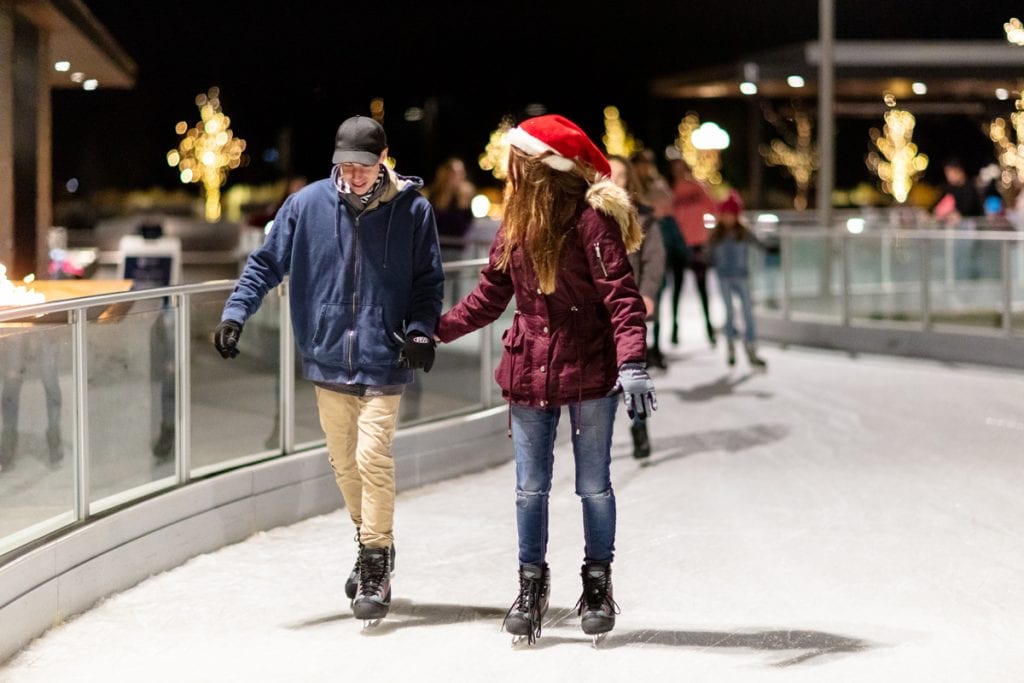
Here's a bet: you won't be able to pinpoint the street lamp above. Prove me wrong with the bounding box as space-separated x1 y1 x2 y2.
675 114 729 186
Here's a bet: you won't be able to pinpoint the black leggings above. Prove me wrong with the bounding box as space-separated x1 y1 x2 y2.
654 246 714 344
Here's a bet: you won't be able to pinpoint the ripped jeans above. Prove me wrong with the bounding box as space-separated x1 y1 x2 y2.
510 395 618 566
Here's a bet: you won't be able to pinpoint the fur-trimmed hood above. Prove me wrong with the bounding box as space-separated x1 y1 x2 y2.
585 179 643 253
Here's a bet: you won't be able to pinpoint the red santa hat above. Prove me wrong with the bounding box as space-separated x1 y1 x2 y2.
505 114 611 178
717 190 744 216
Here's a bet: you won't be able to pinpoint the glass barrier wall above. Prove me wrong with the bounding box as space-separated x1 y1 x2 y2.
86 297 178 510
749 224 1024 339
0 319 75 545
190 289 280 472
0 258 500 559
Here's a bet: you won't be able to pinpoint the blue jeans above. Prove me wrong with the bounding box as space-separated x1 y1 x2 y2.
719 276 756 343
510 395 618 566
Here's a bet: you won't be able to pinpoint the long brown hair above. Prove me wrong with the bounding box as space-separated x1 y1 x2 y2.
497 147 600 293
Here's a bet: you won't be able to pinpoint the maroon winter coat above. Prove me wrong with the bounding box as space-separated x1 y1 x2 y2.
436 186 647 408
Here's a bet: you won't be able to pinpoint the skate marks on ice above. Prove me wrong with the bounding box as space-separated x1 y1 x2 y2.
540 611 873 663
288 602 872 662
614 422 789 473
286 598 508 636
669 372 773 403
596 627 872 666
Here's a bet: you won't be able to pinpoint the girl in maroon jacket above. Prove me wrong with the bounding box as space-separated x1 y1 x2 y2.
435 114 658 645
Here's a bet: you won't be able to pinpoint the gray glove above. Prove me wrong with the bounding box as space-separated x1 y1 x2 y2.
610 361 657 420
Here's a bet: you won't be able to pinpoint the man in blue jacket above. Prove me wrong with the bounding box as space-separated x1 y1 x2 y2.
214 115 444 623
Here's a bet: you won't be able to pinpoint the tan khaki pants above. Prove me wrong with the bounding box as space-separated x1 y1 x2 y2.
315 387 401 548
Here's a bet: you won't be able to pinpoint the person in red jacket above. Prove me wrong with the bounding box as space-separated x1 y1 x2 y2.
669 157 718 347
435 114 658 646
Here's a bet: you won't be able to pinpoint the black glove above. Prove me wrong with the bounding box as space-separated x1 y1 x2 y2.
214 320 243 359
402 330 436 372
609 361 658 420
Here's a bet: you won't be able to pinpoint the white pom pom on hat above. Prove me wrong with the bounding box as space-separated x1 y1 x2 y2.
505 114 611 177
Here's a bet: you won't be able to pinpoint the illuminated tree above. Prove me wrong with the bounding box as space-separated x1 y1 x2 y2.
479 116 515 180
1005 17 1024 45
674 112 727 185
866 96 928 204
987 89 1024 186
761 101 818 211
166 87 247 222
602 106 638 158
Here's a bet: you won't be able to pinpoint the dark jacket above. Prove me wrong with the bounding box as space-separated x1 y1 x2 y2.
222 165 444 386
436 181 647 408
628 205 667 305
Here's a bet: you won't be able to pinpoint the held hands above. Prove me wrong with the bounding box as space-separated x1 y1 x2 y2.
610 361 658 420
402 331 436 372
214 320 243 359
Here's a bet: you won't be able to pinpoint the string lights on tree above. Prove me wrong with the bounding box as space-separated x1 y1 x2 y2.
602 106 638 158
987 88 1024 186
1004 17 1024 45
674 112 728 185
478 116 515 181
166 87 247 222
760 101 818 211
865 94 928 204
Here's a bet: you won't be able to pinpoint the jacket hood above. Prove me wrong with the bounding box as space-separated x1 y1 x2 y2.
585 179 643 253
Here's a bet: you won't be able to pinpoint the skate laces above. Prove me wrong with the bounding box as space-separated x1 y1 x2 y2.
504 569 546 643
358 550 389 596
576 566 620 615
507 571 542 615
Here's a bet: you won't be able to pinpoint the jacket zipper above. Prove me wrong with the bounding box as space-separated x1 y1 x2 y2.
348 215 360 372
593 241 608 277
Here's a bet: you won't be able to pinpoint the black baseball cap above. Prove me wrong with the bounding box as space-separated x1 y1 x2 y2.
332 116 387 165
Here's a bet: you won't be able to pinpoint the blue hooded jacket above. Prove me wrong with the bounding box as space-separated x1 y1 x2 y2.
221 166 444 386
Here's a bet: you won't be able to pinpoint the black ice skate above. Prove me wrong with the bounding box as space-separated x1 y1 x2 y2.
576 562 620 647
503 563 550 646
745 342 767 370
630 423 651 461
726 338 736 367
351 546 392 625
345 530 395 601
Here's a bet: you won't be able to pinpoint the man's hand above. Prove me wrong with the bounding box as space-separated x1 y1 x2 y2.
609 361 658 420
402 331 436 372
214 320 243 359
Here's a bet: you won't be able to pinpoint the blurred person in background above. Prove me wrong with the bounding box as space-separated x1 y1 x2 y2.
646 183 687 366
609 154 665 462
427 157 477 261
708 191 766 370
668 158 718 348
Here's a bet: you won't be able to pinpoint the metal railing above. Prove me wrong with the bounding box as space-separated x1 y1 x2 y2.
0 258 497 559
749 222 1024 346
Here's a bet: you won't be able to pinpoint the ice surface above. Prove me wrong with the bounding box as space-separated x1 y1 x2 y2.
3 280 1023 682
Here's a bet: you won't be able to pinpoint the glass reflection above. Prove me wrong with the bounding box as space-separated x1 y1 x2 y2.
0 320 74 544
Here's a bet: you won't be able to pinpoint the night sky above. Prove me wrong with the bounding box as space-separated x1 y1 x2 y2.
52 1 1024 203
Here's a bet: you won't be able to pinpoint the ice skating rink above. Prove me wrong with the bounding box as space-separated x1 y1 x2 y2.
2 294 1023 682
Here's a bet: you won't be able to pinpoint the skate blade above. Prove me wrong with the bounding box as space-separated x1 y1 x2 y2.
510 633 540 648
362 618 383 629
591 632 608 648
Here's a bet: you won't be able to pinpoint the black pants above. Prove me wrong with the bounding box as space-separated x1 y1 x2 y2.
655 245 715 345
